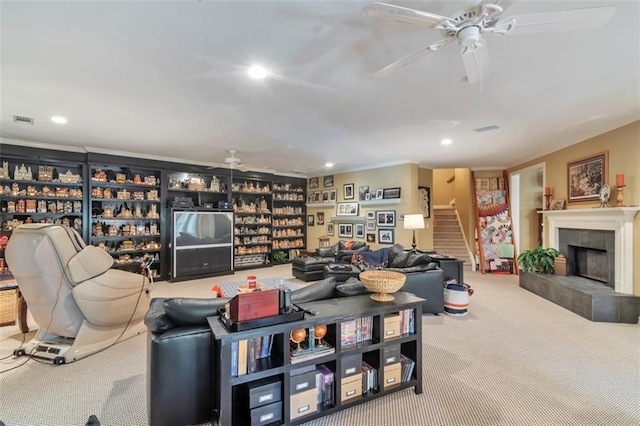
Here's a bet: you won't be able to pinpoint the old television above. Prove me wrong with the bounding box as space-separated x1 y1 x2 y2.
171 210 233 280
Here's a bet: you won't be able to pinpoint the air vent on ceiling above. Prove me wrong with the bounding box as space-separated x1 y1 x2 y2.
13 115 34 125
473 125 499 133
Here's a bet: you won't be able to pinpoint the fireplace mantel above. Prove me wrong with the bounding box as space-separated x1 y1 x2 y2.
543 207 640 294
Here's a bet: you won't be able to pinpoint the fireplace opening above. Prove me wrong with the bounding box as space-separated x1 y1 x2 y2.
573 246 609 285
559 228 615 290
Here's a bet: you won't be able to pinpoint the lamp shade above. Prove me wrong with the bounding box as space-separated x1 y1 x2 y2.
403 214 425 230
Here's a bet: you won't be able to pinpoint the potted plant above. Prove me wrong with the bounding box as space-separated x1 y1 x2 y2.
517 246 560 274
272 250 288 264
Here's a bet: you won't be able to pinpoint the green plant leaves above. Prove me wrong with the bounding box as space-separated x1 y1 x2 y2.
517 246 560 273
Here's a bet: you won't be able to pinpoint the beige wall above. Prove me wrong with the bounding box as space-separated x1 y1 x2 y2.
306 163 434 251
432 168 455 206
453 168 474 248
507 120 640 295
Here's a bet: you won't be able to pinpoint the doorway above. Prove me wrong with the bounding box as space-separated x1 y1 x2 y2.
509 163 545 254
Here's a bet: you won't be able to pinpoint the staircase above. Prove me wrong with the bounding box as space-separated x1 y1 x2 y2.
433 207 471 264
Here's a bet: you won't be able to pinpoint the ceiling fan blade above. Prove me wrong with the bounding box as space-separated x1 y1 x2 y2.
362 2 449 27
372 40 450 78
506 6 616 35
461 42 491 84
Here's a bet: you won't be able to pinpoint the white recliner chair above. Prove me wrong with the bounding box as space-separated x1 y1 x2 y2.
5 224 150 364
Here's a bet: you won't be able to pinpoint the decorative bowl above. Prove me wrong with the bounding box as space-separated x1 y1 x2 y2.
359 270 407 302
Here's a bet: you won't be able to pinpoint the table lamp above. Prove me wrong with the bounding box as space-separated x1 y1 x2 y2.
403 214 425 252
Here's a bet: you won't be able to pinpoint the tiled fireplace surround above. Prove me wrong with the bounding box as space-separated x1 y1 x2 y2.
520 208 640 323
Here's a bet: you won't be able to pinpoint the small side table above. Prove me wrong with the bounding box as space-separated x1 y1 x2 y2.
432 256 464 284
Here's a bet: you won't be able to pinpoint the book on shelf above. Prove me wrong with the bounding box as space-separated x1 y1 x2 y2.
340 316 373 348
238 339 248 376
289 341 335 364
315 364 334 407
361 361 377 394
400 354 415 383
233 335 274 377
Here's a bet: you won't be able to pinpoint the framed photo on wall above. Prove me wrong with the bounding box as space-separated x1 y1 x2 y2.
336 202 359 216
323 175 334 187
418 186 431 218
376 210 396 227
329 189 337 202
344 183 355 200
338 223 353 238
378 229 394 244
366 233 376 243
307 215 314 226
375 188 384 199
358 186 369 201
366 220 376 231
355 223 365 238
309 177 319 189
326 222 334 236
383 187 401 199
567 151 608 203
317 212 325 225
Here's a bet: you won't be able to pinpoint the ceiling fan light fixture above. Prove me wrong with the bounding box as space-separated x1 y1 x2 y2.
51 115 68 124
247 65 268 80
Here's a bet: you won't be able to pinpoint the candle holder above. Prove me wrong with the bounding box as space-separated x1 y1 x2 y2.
544 194 552 210
615 185 626 207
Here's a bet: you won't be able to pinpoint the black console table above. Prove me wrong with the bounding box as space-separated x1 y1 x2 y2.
208 292 424 425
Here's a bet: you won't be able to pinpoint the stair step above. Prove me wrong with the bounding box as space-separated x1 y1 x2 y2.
434 225 459 232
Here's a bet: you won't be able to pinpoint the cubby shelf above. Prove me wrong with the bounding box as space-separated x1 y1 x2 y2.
208 292 423 426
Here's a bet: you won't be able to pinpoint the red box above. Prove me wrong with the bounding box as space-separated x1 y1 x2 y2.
227 289 280 322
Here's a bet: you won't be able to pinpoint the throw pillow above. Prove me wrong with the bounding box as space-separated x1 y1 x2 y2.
405 253 433 268
335 278 369 297
390 251 411 268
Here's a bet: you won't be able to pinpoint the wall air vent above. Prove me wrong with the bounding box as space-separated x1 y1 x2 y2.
13 115 34 125
473 125 499 133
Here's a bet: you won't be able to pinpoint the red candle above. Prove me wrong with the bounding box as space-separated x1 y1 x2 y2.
544 187 551 196
616 174 625 186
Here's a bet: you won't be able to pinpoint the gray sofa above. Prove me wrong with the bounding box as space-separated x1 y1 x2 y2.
145 273 441 426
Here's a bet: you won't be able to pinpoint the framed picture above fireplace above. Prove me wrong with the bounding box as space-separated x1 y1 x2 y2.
567 151 608 203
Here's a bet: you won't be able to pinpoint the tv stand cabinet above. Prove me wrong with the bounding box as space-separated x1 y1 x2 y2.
208 292 424 426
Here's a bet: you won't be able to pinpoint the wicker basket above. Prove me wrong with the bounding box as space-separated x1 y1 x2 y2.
0 288 18 326
359 270 406 302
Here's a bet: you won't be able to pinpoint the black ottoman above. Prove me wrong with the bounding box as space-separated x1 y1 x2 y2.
323 263 362 282
291 257 334 282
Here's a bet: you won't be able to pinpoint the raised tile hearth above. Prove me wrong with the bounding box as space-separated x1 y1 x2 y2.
520 271 640 323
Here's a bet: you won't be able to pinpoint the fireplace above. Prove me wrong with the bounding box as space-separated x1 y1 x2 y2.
559 228 615 288
544 208 639 295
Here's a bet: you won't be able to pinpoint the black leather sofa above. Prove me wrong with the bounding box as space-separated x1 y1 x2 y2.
145 273 441 426
291 240 369 281
324 244 445 314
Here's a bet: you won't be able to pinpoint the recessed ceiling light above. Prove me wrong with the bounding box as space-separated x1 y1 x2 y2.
441 139 452 145
247 65 268 80
51 116 68 124
325 163 334 168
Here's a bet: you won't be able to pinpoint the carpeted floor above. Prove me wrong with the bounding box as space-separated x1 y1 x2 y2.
1 264 639 426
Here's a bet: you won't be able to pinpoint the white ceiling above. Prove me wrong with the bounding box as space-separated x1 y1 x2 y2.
1 0 638 175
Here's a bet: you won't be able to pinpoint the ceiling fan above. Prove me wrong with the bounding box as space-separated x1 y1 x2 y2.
224 149 248 172
362 0 616 83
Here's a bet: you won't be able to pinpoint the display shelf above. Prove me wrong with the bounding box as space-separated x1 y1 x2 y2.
0 158 86 280
90 164 163 279
359 199 401 206
306 202 335 208
208 292 423 426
